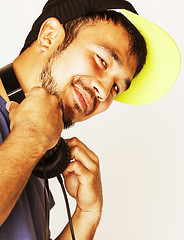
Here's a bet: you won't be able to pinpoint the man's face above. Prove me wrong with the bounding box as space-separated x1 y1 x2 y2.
41 20 138 128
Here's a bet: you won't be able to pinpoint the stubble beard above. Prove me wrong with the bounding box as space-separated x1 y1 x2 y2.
40 59 98 130
40 58 75 129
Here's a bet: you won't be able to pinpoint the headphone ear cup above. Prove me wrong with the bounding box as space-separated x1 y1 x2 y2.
33 138 71 179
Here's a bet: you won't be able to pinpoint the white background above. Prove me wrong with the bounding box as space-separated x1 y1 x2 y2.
0 0 183 239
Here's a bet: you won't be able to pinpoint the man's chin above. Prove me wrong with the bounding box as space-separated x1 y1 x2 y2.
63 120 75 129
63 112 75 129
62 100 97 129
62 103 76 129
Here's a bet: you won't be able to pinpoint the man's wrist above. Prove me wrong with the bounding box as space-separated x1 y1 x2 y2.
75 205 102 226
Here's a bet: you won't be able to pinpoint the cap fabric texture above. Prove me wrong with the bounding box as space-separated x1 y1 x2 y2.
20 0 181 105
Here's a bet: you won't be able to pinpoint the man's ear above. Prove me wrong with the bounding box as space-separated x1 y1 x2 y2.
37 17 65 52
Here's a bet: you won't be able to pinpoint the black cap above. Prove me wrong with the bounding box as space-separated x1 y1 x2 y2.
20 0 138 54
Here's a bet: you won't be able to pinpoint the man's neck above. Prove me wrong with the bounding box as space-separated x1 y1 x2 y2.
0 43 51 101
12 53 42 95
0 52 41 102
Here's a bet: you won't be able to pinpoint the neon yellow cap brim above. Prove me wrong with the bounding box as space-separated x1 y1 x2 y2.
114 9 181 105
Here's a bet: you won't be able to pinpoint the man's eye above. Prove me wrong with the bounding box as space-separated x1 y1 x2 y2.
97 55 107 69
113 83 119 94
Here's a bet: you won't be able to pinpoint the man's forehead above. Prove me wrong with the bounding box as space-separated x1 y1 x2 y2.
76 20 130 47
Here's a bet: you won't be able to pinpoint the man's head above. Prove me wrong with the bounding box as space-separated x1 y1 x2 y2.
20 1 147 128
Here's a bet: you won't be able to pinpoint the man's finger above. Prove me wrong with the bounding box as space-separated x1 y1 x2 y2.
66 137 99 164
6 101 20 124
6 101 19 112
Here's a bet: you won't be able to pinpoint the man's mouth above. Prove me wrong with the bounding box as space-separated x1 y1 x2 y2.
73 84 94 114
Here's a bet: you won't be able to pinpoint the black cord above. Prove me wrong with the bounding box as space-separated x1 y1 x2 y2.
42 162 76 240
57 174 76 240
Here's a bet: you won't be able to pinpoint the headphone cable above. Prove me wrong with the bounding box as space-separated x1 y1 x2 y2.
43 164 76 240
57 174 76 240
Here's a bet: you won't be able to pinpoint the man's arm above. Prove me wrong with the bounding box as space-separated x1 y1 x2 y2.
0 128 45 226
0 87 63 226
56 137 103 240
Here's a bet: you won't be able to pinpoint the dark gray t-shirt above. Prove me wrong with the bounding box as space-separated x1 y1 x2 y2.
0 95 54 239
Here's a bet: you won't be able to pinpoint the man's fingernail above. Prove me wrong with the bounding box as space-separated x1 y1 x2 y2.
6 102 12 112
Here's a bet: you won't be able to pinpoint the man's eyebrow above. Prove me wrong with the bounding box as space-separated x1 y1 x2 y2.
97 45 123 66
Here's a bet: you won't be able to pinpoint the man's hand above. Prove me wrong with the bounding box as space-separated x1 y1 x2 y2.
58 137 103 240
7 87 63 152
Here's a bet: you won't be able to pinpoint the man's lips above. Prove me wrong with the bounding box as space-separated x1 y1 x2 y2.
73 85 94 113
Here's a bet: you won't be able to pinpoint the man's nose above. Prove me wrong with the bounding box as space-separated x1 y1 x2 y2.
91 77 113 102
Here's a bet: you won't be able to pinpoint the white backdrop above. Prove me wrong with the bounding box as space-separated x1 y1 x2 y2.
0 0 183 239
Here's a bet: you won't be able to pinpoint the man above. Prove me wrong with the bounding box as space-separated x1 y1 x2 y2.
0 0 180 239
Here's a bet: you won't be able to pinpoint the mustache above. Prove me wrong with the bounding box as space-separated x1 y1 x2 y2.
72 77 98 115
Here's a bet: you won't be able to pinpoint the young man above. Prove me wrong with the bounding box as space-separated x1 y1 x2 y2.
0 0 180 239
